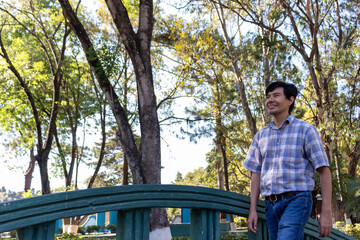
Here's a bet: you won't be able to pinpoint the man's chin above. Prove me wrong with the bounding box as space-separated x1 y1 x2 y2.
267 109 277 114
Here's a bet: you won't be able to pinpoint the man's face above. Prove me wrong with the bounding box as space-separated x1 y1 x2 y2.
266 87 294 117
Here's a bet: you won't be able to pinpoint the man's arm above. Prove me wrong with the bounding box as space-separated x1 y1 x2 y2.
317 166 332 237
248 172 260 234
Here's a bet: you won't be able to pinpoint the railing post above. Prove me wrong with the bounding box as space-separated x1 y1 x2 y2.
116 208 150 240
16 221 56 240
247 219 269 240
190 209 220 240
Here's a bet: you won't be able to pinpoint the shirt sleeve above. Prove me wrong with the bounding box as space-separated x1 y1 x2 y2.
304 125 330 169
244 132 263 173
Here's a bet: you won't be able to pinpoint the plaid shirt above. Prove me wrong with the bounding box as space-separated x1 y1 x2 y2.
244 115 329 196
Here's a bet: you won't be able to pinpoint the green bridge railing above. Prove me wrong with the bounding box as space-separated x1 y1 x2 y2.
0 184 355 240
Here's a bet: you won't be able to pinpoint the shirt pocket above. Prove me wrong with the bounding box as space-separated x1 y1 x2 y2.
259 137 275 158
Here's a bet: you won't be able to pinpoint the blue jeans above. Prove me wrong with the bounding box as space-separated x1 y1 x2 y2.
265 191 313 240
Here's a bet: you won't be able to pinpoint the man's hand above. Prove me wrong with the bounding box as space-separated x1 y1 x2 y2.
318 209 332 237
247 209 258 233
248 172 260 234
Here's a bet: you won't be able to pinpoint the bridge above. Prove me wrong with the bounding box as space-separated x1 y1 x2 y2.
0 184 355 240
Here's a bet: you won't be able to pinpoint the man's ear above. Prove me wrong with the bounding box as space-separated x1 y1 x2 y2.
289 96 295 104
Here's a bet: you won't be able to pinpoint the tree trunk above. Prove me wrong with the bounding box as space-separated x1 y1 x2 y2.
36 66 63 195
105 0 165 233
214 138 225 191
105 0 161 185
212 1 258 137
58 0 143 184
261 29 273 125
66 127 77 187
123 155 129 185
348 114 360 178
24 148 36 192
37 155 51 195
62 216 81 234
58 0 168 237
213 77 225 191
88 105 107 189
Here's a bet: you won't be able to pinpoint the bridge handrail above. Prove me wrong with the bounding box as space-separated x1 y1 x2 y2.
0 184 355 240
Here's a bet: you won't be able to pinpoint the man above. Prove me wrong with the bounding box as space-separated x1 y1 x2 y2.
244 81 332 239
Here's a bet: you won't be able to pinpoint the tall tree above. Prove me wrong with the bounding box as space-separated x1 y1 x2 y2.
53 52 99 189
209 0 258 137
0 0 70 194
167 19 235 191
57 0 169 237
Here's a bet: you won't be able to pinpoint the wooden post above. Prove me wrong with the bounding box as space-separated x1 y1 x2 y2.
16 221 56 240
190 209 220 240
116 208 150 240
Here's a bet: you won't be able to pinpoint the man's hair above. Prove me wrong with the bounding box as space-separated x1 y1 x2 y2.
266 81 298 114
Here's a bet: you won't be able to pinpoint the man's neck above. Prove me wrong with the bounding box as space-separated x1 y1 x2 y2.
273 113 290 128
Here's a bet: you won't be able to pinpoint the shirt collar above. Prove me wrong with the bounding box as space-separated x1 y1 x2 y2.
269 114 295 130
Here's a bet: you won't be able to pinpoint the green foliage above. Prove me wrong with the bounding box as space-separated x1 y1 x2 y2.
221 235 248 240
334 222 360 239
86 129 135 187
21 189 34 198
164 0 360 225
50 232 243 240
55 233 82 240
51 185 77 193
165 2 302 197
0 0 102 193
172 234 248 240
173 167 209 186
55 233 113 240
167 208 181 222
233 216 248 229
0 0 359 228
345 178 360 217
105 224 116 232
77 226 86 235
85 225 103 234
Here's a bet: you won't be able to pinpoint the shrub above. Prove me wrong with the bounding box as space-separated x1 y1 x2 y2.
234 217 247 228
77 226 86 235
105 224 116 232
172 234 247 240
85 225 102 233
55 233 82 240
334 221 360 239
221 234 248 240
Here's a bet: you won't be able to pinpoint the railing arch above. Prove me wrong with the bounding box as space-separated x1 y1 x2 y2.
0 184 355 240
